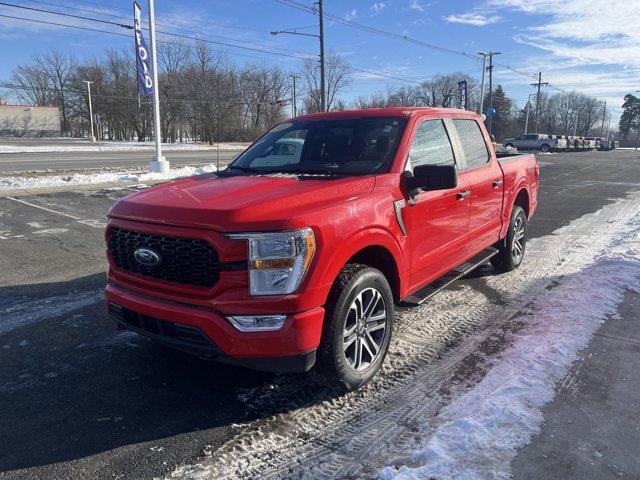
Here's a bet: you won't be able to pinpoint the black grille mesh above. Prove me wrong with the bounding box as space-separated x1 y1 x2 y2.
108 227 220 288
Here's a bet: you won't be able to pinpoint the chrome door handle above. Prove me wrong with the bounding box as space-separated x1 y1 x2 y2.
457 190 471 200
492 179 504 188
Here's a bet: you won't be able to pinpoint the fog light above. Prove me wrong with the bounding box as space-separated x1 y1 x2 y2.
227 315 286 332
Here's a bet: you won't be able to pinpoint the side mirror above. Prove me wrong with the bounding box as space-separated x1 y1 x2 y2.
404 164 458 197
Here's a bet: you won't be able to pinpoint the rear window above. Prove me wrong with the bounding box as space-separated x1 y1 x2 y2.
452 119 490 169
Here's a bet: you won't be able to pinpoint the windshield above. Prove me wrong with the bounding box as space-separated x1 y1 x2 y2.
228 117 407 176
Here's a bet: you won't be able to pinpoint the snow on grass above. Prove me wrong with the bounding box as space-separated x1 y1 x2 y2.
0 141 248 154
0 163 218 191
380 203 640 480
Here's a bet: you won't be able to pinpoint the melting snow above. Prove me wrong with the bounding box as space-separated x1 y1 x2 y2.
380 205 640 480
0 164 218 191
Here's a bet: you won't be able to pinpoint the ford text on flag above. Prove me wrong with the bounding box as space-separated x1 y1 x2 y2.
133 2 153 96
458 80 468 110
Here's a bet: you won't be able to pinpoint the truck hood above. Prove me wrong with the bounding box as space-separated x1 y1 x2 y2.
108 172 376 231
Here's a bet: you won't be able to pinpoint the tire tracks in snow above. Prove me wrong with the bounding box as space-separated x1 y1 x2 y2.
167 193 640 480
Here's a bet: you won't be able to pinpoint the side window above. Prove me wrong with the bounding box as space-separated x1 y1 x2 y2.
408 119 455 169
452 119 490 169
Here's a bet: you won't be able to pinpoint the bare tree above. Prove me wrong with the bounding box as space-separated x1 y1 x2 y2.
10 65 52 106
33 51 77 135
300 53 352 113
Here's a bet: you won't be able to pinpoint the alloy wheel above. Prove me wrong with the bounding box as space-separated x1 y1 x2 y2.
343 287 388 372
512 215 526 262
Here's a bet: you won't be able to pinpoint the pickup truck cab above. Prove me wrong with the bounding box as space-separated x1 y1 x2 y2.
503 133 553 152
106 108 538 391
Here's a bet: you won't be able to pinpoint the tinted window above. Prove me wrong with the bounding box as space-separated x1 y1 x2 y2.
408 119 455 168
452 119 489 169
230 117 407 176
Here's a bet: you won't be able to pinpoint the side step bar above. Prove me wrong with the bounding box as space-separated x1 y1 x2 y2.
401 247 499 306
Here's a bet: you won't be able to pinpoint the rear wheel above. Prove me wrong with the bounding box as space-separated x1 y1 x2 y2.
311 264 394 392
491 205 527 272
540 144 550 152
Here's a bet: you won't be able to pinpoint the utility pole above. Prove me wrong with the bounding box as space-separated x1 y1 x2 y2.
600 100 607 137
290 73 299 117
317 0 326 112
524 93 536 134
477 53 487 115
531 72 548 133
147 0 168 174
84 80 95 142
478 51 500 134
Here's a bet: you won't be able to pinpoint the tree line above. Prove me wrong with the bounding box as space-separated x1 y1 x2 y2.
5 43 633 143
6 42 352 143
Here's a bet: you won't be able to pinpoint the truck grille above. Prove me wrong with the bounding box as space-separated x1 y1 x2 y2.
108 227 220 288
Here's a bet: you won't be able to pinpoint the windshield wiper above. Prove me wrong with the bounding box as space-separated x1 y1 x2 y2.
273 166 344 176
224 165 261 174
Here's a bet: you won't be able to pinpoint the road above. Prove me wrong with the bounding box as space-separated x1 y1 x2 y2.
1 150 640 479
0 149 240 173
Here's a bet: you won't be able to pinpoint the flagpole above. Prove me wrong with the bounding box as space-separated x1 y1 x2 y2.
147 0 168 173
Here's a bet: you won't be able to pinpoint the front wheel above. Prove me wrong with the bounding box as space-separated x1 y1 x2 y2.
491 205 527 272
540 144 550 152
311 264 394 392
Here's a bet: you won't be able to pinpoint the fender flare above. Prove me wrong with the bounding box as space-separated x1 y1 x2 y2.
315 227 406 302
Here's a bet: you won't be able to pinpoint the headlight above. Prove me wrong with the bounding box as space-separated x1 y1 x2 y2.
228 228 316 296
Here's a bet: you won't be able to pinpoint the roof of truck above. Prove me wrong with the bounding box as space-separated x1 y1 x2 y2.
293 107 479 122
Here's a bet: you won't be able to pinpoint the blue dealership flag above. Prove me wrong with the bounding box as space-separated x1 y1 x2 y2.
458 80 468 110
133 2 153 96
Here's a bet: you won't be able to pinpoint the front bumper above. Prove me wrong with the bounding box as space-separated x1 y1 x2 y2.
106 284 324 373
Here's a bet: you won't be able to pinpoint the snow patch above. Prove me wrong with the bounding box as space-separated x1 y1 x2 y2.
381 212 640 479
0 163 218 191
0 141 248 154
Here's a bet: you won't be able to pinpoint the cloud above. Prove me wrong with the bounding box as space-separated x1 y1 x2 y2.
371 2 387 15
444 12 501 26
344 8 357 20
408 0 425 12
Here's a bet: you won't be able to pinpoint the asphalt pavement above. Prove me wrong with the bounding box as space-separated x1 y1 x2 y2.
1 149 640 479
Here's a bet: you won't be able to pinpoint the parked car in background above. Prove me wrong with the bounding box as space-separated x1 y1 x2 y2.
585 137 598 150
503 133 554 152
551 135 567 151
105 107 539 391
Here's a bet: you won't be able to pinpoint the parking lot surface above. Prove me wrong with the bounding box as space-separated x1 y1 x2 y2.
1 149 639 479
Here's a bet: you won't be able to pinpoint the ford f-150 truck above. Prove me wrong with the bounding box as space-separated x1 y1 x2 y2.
105 107 539 391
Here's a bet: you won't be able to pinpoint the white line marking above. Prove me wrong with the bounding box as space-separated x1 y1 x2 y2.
5 196 106 228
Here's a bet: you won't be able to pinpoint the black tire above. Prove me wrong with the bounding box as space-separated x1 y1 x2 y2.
540 144 550 152
311 263 394 392
491 205 527 272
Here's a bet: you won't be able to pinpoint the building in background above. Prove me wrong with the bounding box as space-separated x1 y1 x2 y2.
0 102 61 137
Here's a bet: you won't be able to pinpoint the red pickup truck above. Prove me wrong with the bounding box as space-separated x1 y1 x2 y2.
105 107 538 391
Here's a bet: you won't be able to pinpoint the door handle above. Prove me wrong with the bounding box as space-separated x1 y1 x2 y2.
457 190 471 200
492 179 504 188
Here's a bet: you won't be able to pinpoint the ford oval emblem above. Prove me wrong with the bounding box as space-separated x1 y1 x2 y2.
133 247 161 267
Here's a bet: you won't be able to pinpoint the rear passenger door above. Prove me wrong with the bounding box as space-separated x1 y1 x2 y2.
450 118 503 255
405 117 470 288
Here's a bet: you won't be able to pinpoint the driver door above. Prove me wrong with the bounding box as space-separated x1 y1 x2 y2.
405 117 471 290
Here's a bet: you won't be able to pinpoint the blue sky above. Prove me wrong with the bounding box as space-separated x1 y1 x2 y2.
1 0 637 119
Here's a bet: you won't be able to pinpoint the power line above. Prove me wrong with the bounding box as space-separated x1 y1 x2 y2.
0 1 132 28
0 11 433 87
0 5 315 61
18 0 312 58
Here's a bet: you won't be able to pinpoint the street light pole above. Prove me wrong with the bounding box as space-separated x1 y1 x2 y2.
272 2 325 112
147 0 168 174
83 80 95 142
